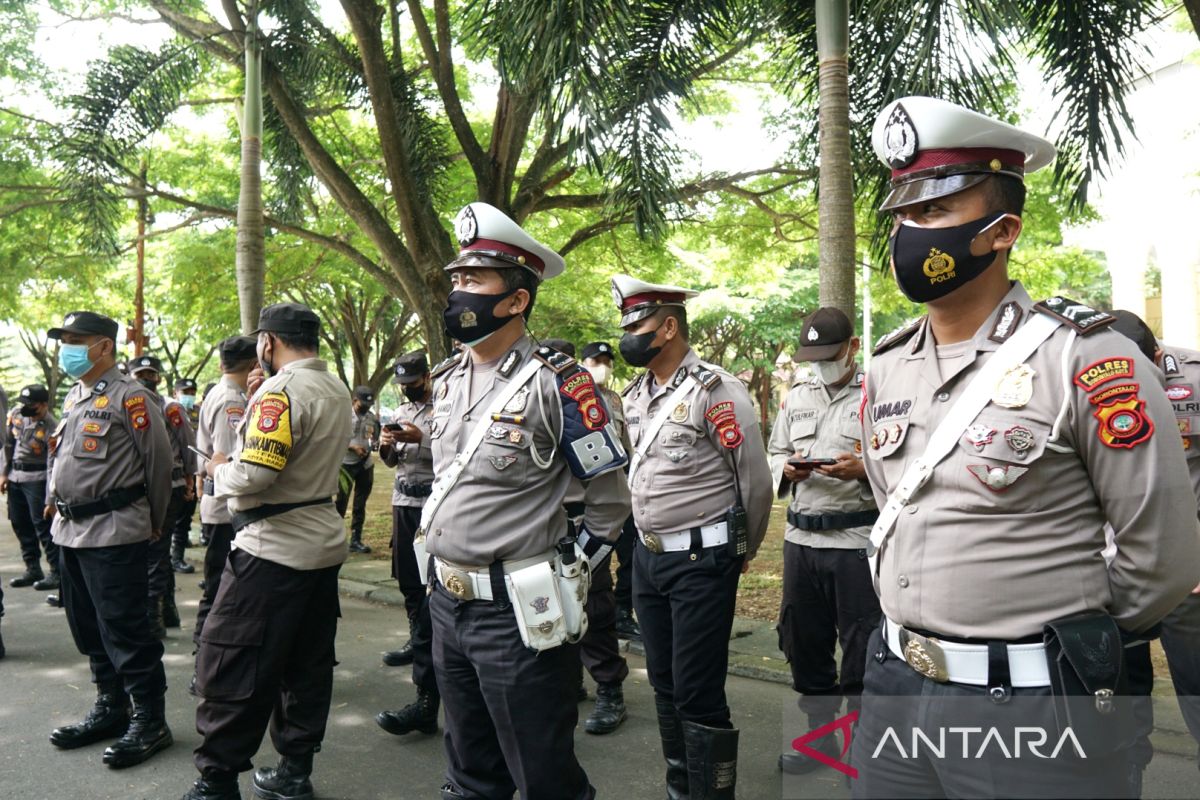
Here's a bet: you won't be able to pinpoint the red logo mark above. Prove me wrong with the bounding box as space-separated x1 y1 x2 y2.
790 710 859 779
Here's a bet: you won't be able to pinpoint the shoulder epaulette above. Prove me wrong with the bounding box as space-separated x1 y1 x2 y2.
873 317 925 356
621 373 645 397
533 345 577 374
1163 353 1182 375
691 365 722 390
1033 297 1114 335
429 351 462 379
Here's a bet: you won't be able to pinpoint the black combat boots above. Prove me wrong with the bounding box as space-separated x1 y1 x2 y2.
375 687 440 736
779 713 839 774
252 753 314 800
33 571 61 591
102 695 173 768
162 591 182 628
9 565 44 588
148 595 167 639
50 683 130 749
381 639 414 666
182 771 242 800
655 696 689 800
683 721 739 800
348 534 371 554
584 681 627 735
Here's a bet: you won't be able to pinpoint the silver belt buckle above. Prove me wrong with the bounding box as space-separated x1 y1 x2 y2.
899 628 949 683
641 532 664 554
439 565 475 601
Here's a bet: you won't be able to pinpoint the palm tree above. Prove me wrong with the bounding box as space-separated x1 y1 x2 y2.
235 0 266 334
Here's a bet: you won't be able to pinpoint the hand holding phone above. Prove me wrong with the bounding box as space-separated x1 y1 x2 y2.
787 457 837 468
188 445 213 462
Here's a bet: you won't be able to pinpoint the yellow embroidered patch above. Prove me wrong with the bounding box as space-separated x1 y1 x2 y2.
240 391 293 471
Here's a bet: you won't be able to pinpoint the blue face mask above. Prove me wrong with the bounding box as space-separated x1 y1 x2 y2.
59 342 97 379
179 394 196 410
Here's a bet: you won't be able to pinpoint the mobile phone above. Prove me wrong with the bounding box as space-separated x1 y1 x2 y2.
788 457 837 468
188 445 213 462
384 422 412 432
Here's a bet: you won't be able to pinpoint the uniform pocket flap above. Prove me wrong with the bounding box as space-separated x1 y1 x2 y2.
200 614 267 646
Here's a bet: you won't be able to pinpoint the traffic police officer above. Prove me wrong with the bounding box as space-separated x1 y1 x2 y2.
425 202 631 800
581 340 641 641
129 353 196 636
45 311 175 768
337 385 379 553
183 303 351 800
853 96 1200 797
768 308 881 773
2 384 60 591
613 273 773 799
191 337 255 658
171 376 201 573
375 351 440 737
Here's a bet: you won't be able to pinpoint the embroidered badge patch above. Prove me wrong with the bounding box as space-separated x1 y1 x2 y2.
705 401 743 449
82 437 100 453
1074 358 1134 392
1093 396 1154 449
125 395 149 431
167 405 184 427
241 391 293 471
1167 385 1193 401
560 370 607 431
488 455 517 471
94 396 109 409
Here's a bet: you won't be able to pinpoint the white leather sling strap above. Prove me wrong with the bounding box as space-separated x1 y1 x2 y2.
419 357 544 534
867 312 1062 577
627 376 698 486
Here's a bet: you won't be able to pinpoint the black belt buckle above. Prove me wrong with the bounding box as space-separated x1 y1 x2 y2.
54 498 73 521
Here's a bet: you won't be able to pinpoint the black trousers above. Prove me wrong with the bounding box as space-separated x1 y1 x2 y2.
579 553 629 685
194 550 341 775
633 540 742 727
778 541 881 718
193 523 235 649
59 541 166 698
1161 591 1200 747
334 462 373 539
613 515 636 613
148 486 187 599
390 504 436 693
850 625 1134 799
8 479 57 572
431 582 594 800
171 496 197 554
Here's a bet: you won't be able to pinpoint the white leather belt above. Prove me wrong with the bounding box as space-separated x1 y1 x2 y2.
435 551 554 602
884 617 1050 688
639 521 728 554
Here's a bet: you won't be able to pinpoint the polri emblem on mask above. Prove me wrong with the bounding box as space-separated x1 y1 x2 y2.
459 310 477 328
923 248 956 284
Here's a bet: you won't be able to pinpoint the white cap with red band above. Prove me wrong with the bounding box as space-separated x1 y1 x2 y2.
447 202 565 281
611 273 700 328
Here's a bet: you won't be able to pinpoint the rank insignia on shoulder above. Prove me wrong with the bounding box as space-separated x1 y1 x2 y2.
498 348 522 378
988 302 1024 344
430 352 462 379
691 366 721 390
622 373 645 397
1033 297 1114 334
1163 353 1181 375
873 317 925 356
671 367 688 388
533 346 576 374
92 380 109 395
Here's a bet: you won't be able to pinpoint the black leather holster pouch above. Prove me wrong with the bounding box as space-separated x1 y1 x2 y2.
1043 612 1133 756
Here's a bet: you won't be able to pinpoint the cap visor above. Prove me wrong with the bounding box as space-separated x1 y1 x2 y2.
619 307 665 328
394 375 423 385
46 327 67 340
793 342 846 362
879 173 990 211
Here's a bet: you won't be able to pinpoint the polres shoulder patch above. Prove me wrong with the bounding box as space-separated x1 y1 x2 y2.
533 346 576 374
691 365 722 390
1033 297 1114 335
873 317 925 356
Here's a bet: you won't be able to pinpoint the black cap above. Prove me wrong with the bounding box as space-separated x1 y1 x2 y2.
541 338 576 357
1108 310 1158 362
47 311 119 341
219 335 258 365
393 351 429 384
129 354 164 375
253 302 321 336
580 341 614 361
174 378 198 392
353 385 375 402
793 307 854 362
18 384 50 403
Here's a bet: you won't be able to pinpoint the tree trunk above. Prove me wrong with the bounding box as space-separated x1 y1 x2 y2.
815 0 856 318
1185 0 1200 45
235 0 266 334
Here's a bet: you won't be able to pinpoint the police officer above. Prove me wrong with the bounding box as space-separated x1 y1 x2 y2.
129 354 196 636
581 340 641 641
375 351 440 736
183 303 351 800
190 337 255 665
45 311 174 768
853 97 1200 797
337 385 379 553
171 376 202 573
0 383 7 657
613 273 773 799
768 307 881 773
2 385 60 591
425 202 631 799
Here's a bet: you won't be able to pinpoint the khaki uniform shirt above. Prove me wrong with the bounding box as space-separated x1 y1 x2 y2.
861 282 1200 638
197 376 247 525
768 371 875 549
158 396 197 488
424 336 631 566
3 410 57 483
1161 347 1200 511
343 408 380 468
49 368 174 548
380 399 434 508
213 358 352 571
623 348 774 558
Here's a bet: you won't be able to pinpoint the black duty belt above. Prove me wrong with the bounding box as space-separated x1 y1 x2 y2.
787 508 879 532
397 481 433 498
12 460 46 472
563 501 587 518
54 484 147 522
231 497 333 533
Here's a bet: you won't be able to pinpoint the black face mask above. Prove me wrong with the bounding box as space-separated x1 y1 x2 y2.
889 212 1008 303
402 383 427 402
19 404 37 417
442 288 520 345
259 336 275 378
619 324 664 368
138 377 160 392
